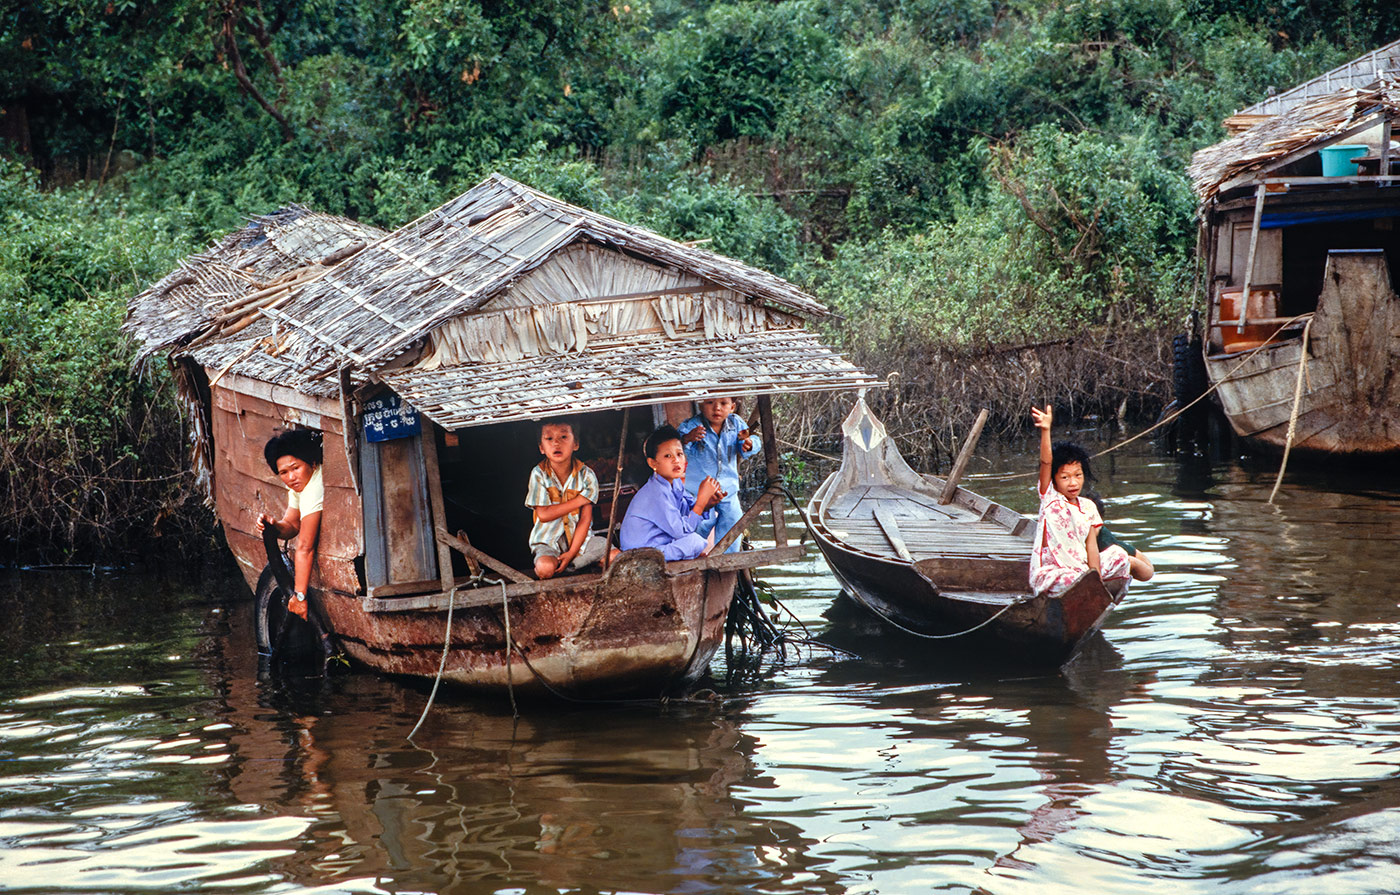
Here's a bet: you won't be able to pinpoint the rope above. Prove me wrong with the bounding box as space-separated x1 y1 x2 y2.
1268 317 1313 504
847 590 1028 640
984 313 1316 481
407 582 457 742
777 438 839 463
500 579 518 719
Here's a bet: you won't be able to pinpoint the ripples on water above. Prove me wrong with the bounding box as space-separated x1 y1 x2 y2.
1 439 1398 894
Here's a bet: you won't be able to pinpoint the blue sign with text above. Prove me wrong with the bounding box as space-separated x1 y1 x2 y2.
362 393 421 443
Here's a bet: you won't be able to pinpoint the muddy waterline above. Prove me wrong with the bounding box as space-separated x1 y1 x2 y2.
1 435 1398 894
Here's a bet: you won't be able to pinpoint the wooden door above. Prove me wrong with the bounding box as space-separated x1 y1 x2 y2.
360 432 438 593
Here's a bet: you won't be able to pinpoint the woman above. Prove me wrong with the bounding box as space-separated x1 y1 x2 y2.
255 429 323 620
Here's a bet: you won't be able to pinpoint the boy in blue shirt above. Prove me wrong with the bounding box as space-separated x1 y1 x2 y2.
678 396 762 553
619 425 725 561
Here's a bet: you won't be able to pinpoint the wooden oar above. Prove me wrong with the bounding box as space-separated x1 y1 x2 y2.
873 507 913 561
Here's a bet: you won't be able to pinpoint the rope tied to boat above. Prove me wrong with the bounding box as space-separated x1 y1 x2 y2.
407 579 458 742
980 312 1317 482
847 591 1030 640
407 573 513 742
1268 316 1313 505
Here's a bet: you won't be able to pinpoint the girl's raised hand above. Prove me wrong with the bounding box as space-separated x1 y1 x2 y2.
1030 405 1053 430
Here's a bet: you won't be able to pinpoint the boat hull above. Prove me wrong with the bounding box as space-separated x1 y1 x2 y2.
806 460 1122 665
1207 250 1400 457
810 524 1119 664
308 549 733 696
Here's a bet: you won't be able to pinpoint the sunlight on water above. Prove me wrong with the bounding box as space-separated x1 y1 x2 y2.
2 437 1399 893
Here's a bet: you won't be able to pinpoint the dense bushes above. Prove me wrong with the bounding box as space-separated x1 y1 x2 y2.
0 160 203 562
2 1 1397 558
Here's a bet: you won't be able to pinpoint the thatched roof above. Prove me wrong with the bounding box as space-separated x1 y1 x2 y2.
236 174 833 380
1189 80 1400 201
1236 39 1400 119
382 330 873 429
127 174 880 428
125 206 385 367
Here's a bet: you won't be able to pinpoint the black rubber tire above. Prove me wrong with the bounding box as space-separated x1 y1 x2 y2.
1172 331 1207 407
256 529 323 664
254 562 289 657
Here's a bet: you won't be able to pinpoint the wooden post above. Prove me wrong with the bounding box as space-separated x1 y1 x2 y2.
756 394 787 547
603 406 630 569
710 492 775 556
939 408 989 505
1237 182 1267 332
337 366 361 494
1381 115 1393 188
436 530 531 584
419 421 457 594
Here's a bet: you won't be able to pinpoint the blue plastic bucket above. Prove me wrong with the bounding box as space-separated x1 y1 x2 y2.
1319 144 1367 177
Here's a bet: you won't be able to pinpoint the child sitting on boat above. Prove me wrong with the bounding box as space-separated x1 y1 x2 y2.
1029 405 1133 596
525 418 608 579
679 396 762 553
619 424 725 561
1088 493 1155 582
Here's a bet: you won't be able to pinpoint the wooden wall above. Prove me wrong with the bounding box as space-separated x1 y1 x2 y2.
209 372 364 597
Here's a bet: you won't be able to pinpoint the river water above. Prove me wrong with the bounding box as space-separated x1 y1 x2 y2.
2 435 1398 894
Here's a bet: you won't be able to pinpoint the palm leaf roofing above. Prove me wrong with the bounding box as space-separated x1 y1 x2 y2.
127 174 880 426
1190 80 1400 202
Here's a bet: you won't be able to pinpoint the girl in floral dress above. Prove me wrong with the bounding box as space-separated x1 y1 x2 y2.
1029 405 1132 597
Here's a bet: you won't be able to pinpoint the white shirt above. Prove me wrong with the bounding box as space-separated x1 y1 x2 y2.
287 466 324 516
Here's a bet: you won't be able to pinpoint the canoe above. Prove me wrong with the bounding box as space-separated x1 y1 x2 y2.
807 399 1126 663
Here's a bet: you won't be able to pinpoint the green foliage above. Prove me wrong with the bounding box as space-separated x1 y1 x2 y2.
2 0 1397 558
639 2 839 149
804 125 1197 353
0 159 201 560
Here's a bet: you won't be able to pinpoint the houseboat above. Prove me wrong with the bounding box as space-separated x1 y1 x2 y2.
126 174 880 695
1187 53 1400 456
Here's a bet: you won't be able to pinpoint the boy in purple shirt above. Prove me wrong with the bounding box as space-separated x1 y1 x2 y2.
619 425 725 561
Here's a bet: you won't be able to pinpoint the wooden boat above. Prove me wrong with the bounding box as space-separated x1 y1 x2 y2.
807 399 1125 663
126 175 880 696
1187 69 1400 456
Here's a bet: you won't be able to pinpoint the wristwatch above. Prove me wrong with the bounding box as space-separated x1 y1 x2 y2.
293 591 306 603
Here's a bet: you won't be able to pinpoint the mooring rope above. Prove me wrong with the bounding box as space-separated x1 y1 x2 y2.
847 591 1028 640
500 579 518 719
407 582 458 742
981 313 1317 481
1268 317 1313 505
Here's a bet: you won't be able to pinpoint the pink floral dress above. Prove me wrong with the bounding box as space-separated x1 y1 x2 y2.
1030 483 1132 597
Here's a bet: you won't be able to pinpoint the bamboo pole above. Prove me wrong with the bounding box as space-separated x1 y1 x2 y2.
756 394 786 546
1236 182 1267 332
603 406 630 569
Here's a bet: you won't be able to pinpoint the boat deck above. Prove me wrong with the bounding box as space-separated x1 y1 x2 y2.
819 484 1033 561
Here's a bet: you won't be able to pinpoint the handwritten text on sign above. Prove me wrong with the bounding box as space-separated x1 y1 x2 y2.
362 393 421 443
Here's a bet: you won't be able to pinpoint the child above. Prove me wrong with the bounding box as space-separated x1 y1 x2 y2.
525 419 607 579
1029 405 1133 596
1088 493 1155 582
678 396 762 553
619 424 725 561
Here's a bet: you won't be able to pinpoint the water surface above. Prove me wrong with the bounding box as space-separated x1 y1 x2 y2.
2 437 1398 893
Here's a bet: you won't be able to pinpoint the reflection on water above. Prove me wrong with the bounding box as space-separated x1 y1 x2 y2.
1 436 1399 894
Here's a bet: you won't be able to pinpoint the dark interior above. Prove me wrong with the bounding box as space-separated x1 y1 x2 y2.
1279 216 1400 315
434 410 659 576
